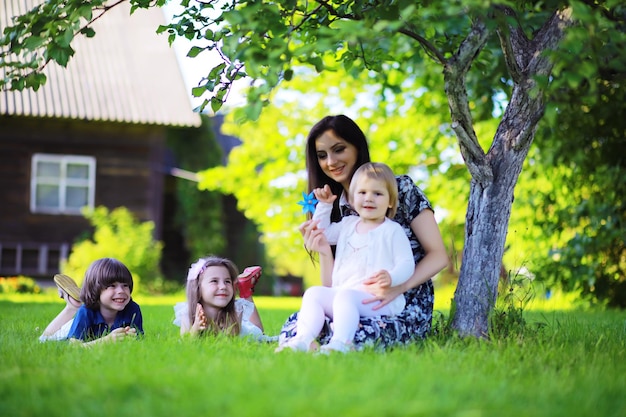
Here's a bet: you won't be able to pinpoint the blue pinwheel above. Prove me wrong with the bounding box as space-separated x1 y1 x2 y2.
297 191 318 215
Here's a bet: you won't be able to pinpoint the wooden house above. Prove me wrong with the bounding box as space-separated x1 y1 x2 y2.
0 1 202 277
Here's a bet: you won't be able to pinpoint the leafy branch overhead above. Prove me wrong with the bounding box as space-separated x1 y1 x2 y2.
161 1 484 118
0 0 161 91
4 1 624 123
0 0 88 90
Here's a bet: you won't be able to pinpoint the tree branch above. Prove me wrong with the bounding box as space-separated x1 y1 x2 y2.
494 6 524 84
0 0 131 91
288 5 325 33
316 0 353 18
512 7 574 150
444 18 493 183
528 7 574 77
398 27 446 64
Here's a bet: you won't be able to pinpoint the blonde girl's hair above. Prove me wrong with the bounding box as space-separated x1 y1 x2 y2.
186 256 241 336
80 258 134 310
349 162 399 218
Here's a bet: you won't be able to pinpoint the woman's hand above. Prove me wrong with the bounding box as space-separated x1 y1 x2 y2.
299 220 332 257
299 219 334 286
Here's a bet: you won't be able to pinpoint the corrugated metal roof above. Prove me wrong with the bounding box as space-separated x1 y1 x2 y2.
0 0 201 127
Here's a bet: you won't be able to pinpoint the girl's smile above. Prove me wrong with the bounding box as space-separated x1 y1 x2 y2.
199 266 235 314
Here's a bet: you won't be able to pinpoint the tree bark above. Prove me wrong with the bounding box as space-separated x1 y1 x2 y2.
451 113 531 337
449 8 573 337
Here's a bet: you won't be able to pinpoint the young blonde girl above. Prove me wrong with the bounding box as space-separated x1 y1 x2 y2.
278 163 415 353
174 256 273 341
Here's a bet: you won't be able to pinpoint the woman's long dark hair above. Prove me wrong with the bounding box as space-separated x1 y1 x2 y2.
305 115 371 222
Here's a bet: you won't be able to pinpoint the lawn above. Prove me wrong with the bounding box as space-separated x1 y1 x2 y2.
0 285 624 417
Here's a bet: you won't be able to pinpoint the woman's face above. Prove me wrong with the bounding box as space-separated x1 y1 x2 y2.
315 129 359 190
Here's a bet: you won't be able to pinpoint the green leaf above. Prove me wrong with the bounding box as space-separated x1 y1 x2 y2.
24 72 46 91
308 55 324 72
22 36 46 51
187 46 203 58
210 96 223 113
11 77 25 90
47 42 74 67
57 29 74 48
245 99 263 121
208 63 226 80
192 98 210 113
80 27 96 38
191 86 205 97
77 5 93 20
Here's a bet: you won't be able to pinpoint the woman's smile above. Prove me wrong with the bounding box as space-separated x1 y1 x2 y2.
315 130 358 189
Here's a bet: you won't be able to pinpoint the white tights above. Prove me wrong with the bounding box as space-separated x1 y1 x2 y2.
295 286 395 346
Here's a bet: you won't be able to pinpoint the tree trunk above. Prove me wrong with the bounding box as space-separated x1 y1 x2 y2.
451 154 525 337
448 8 573 337
451 80 541 337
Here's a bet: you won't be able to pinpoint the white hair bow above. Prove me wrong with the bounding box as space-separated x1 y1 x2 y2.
187 258 207 281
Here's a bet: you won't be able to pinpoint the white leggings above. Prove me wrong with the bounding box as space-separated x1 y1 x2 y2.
295 286 396 345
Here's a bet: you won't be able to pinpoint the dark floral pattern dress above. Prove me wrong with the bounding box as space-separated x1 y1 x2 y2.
279 175 435 351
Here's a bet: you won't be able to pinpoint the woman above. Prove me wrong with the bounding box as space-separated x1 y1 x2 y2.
278 115 448 350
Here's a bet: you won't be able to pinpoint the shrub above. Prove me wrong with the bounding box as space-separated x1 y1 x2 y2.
62 206 164 293
0 276 41 294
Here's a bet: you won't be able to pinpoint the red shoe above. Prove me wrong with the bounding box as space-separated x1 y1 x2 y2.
237 266 262 298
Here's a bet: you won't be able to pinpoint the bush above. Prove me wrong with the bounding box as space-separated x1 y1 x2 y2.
0 276 41 294
62 206 164 293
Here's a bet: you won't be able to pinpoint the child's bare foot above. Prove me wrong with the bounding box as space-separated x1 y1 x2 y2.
58 288 81 309
54 274 81 308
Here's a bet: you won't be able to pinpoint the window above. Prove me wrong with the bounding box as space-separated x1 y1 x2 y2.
30 154 96 215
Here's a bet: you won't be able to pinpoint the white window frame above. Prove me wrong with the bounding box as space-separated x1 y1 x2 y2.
30 153 96 215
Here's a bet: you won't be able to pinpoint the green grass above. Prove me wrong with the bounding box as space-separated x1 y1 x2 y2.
0 286 624 417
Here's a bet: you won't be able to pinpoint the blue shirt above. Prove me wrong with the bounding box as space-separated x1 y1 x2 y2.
67 300 144 341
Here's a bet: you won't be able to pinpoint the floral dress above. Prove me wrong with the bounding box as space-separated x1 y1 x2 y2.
279 175 435 351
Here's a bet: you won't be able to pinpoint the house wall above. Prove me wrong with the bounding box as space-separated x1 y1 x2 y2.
0 116 167 277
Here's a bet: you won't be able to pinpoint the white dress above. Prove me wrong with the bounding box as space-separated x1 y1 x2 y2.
173 299 276 342
332 227 369 289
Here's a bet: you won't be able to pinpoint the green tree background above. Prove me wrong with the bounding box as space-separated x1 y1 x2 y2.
165 115 267 284
2 0 625 332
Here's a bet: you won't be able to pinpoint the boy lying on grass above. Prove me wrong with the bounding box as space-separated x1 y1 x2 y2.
40 258 143 345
